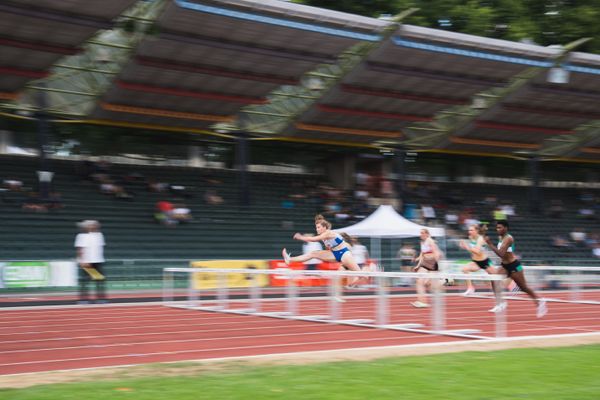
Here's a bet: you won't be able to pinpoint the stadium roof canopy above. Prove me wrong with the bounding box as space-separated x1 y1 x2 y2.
1 0 600 162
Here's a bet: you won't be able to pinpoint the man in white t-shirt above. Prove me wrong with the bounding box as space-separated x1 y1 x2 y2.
75 220 107 304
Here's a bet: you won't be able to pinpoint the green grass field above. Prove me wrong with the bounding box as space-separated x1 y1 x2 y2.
3 345 599 400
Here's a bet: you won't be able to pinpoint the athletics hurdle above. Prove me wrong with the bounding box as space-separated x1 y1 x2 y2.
163 267 507 339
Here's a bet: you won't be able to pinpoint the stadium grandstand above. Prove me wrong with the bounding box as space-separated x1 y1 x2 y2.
0 1 599 392
1 0 598 292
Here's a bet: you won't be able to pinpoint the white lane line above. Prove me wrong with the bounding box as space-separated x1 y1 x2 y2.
0 323 367 345
0 327 408 354
0 334 454 367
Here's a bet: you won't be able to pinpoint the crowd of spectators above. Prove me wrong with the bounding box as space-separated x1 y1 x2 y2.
78 159 229 226
551 228 600 259
1 178 64 213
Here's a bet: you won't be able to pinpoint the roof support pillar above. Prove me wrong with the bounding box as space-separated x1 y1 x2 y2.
393 146 406 213
235 131 250 207
528 155 541 215
36 82 53 200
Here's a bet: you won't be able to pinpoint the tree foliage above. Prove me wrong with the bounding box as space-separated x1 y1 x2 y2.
296 0 600 53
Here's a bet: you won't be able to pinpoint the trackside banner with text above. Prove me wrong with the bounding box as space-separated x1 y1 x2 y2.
190 260 269 289
0 261 77 288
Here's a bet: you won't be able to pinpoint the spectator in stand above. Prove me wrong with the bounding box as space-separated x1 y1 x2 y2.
492 205 507 222
483 194 498 207
500 203 516 219
587 232 600 248
99 180 116 195
463 215 480 231
171 204 192 223
445 210 459 227
355 171 369 187
155 200 175 225
97 175 134 200
354 185 369 202
3 179 23 191
578 206 595 220
397 244 417 286
421 204 436 224
380 178 394 198
550 235 572 250
593 244 600 259
342 234 369 269
21 192 48 213
204 188 223 205
570 228 587 247
148 179 168 193
169 184 192 198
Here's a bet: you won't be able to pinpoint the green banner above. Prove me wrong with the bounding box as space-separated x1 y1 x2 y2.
0 262 50 288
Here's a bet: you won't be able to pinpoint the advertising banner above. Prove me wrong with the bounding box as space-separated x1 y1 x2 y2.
0 262 50 288
269 260 343 287
0 261 78 288
191 260 269 289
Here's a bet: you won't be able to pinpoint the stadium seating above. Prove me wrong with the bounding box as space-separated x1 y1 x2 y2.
1 155 598 290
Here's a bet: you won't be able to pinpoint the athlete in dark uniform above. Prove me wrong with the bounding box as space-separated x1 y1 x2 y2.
484 220 547 317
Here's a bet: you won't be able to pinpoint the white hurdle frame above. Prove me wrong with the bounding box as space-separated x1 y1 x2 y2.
523 265 600 303
163 267 508 339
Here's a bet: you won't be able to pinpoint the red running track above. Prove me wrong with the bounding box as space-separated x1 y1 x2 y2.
1 293 599 375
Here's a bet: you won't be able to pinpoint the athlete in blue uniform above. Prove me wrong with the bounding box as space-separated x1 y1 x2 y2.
282 215 366 298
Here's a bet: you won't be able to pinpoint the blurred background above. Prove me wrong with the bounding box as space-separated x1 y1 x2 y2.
0 0 598 298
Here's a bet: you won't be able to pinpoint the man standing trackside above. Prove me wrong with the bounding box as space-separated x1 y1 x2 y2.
75 220 107 304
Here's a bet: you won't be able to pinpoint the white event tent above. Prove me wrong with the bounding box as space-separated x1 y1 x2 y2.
334 205 445 269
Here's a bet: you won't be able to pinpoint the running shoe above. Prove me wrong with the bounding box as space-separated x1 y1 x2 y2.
410 301 430 308
282 248 291 265
488 302 507 313
462 287 476 296
536 299 548 318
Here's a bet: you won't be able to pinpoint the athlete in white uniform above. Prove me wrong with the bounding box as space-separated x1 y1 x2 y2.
411 229 442 308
